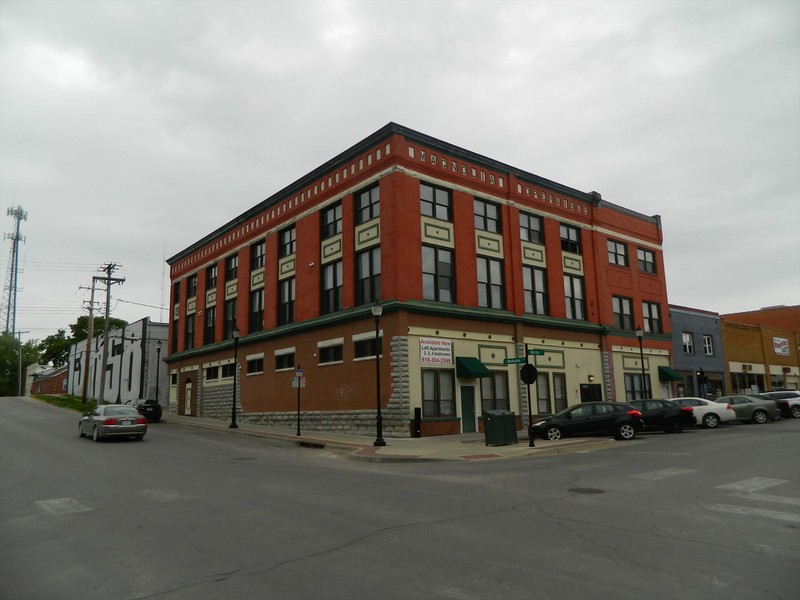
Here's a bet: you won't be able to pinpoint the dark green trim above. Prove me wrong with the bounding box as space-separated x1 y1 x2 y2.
456 357 492 379
658 366 684 382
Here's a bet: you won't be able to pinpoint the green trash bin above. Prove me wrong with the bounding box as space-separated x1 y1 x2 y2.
484 410 518 446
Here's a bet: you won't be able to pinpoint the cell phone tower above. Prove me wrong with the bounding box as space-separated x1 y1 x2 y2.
1 206 27 335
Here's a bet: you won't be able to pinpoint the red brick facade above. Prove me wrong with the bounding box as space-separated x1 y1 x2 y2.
166 124 673 436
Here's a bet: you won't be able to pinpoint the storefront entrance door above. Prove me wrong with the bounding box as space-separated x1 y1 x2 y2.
460 386 476 433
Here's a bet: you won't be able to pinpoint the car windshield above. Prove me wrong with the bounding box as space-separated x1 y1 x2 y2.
104 406 139 417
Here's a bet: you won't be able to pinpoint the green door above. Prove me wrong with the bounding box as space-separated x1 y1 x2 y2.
460 386 476 433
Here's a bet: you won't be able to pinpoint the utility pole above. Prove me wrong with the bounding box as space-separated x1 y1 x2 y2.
95 263 125 405
16 329 29 396
79 283 98 404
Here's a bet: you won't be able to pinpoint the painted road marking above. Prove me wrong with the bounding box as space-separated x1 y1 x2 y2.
735 492 800 507
717 478 788 492
34 498 91 515
630 467 697 480
703 503 800 523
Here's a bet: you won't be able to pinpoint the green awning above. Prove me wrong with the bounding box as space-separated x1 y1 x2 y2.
456 357 492 379
658 366 684 382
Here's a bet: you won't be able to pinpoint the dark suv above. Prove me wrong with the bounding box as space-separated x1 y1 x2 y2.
630 399 696 433
128 398 163 422
531 401 645 441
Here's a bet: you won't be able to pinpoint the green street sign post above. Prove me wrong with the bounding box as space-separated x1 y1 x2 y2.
503 357 526 365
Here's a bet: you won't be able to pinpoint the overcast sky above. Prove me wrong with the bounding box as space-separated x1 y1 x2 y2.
1 0 798 346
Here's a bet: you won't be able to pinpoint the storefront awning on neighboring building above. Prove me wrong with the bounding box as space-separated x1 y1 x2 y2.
658 366 684 382
456 357 492 379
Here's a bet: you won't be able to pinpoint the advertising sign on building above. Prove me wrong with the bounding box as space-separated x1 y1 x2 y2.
774 337 789 357
420 337 453 366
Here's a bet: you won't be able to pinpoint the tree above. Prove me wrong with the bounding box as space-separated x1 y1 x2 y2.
0 333 43 396
39 329 72 368
69 316 128 342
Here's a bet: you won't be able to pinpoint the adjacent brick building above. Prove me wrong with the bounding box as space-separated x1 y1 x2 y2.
721 305 800 392
166 123 674 437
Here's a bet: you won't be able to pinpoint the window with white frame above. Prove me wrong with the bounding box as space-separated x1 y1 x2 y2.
682 332 694 354
703 335 714 356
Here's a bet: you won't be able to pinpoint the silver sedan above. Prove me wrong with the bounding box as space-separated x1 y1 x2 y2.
79 405 148 442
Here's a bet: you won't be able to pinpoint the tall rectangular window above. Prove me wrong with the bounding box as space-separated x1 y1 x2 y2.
187 274 198 298
564 275 585 320
523 266 548 315
612 296 634 330
173 282 180 304
682 332 694 355
249 289 264 334
278 278 295 325
420 183 452 221
225 254 238 282
536 376 551 414
356 247 381 306
480 372 509 412
474 199 501 233
642 301 662 334
204 307 216 345
206 264 217 290
637 248 656 274
422 245 454 303
321 260 343 314
703 335 714 356
321 203 342 239
553 373 568 412
356 185 380 224
560 224 581 254
184 314 195 350
477 256 504 309
250 240 265 271
223 299 236 339
520 213 543 244
625 373 650 400
280 227 296 257
422 369 455 417
607 240 628 266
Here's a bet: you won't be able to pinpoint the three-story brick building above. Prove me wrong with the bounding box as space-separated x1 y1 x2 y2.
166 123 674 437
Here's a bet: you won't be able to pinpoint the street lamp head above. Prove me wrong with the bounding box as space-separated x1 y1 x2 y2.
635 328 644 339
156 339 162 350
371 302 383 318
232 326 241 340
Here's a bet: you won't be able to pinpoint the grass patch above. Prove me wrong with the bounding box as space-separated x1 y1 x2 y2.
35 394 96 413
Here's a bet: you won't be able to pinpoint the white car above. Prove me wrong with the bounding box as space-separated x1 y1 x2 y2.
668 397 736 428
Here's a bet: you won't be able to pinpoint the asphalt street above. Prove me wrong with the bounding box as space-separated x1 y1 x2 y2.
1 396 798 600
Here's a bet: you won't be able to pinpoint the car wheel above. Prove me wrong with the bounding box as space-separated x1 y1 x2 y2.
752 410 768 424
791 406 800 419
616 423 636 440
92 426 101 442
665 418 683 433
545 426 562 441
702 414 720 429
79 423 85 438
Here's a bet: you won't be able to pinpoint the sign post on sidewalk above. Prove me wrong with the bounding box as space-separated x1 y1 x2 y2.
521 345 540 447
293 365 305 436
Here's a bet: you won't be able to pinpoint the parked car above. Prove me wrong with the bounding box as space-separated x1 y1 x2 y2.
127 398 163 422
758 391 800 419
712 395 782 424
668 397 737 429
629 399 696 433
531 401 645 441
79 405 148 442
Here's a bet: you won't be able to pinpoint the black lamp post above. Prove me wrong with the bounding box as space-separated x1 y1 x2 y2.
635 327 648 399
155 340 162 404
229 326 240 429
371 302 386 447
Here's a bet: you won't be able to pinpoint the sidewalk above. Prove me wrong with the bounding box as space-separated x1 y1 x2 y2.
160 413 619 462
